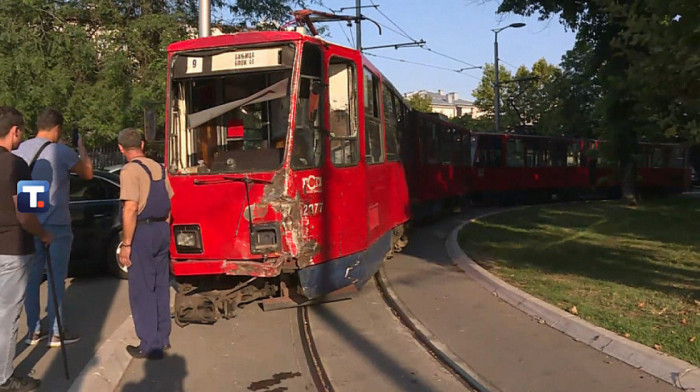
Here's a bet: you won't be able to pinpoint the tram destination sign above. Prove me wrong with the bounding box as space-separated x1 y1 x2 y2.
171 45 294 79
211 48 282 71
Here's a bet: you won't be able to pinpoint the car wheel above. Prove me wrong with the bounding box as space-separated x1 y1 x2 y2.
108 233 129 280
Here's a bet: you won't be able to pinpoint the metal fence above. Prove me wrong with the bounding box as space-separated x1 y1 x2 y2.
89 140 165 170
89 146 125 169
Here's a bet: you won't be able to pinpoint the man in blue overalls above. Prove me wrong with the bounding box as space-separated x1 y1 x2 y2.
116 128 172 360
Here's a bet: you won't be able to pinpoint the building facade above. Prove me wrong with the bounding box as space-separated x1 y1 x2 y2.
404 90 483 119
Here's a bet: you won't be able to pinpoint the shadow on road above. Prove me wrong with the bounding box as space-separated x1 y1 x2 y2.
120 354 187 392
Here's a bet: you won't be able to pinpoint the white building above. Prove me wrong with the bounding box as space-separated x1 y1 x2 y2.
404 89 483 119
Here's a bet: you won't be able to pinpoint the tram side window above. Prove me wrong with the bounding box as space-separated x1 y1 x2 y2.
382 84 400 161
506 138 524 167
328 58 359 166
549 141 567 167
292 43 324 169
669 146 684 168
567 143 580 167
474 136 502 168
424 122 439 164
525 140 548 167
652 147 666 168
364 68 384 164
440 126 452 164
637 145 651 168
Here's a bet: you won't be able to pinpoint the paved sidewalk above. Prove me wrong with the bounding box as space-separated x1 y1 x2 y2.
382 216 680 392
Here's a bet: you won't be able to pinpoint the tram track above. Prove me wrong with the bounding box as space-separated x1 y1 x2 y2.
374 266 494 392
298 306 335 392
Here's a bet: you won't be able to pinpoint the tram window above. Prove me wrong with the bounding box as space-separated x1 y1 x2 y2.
425 122 439 164
567 142 580 167
549 140 567 167
461 130 471 166
637 145 651 168
473 135 502 168
383 83 400 161
669 146 684 168
506 138 524 167
652 147 666 168
172 68 291 174
440 126 452 164
329 57 359 167
525 139 548 167
364 68 384 164
292 44 324 170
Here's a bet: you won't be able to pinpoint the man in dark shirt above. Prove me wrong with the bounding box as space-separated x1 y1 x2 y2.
0 107 52 392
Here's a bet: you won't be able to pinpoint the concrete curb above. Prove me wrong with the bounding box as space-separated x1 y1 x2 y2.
67 316 136 392
447 213 700 391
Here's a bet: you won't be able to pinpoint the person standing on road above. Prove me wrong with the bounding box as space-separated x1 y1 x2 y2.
13 107 93 348
0 106 53 392
116 128 173 360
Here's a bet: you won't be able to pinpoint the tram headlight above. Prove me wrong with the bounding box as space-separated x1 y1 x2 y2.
174 225 203 254
250 223 281 254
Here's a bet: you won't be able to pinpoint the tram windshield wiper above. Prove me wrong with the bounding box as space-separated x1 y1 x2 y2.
193 175 272 186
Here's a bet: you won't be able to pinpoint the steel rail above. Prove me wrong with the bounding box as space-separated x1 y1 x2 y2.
374 267 495 392
297 306 335 392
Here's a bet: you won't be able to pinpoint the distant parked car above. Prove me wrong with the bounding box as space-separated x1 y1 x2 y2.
69 170 127 279
102 164 124 175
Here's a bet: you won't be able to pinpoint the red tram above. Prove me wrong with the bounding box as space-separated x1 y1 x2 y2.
165 29 412 324
163 21 689 325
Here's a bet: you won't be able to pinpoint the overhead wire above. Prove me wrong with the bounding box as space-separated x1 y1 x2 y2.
364 1 482 69
365 53 482 81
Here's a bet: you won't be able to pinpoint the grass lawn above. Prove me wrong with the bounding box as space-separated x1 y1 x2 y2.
459 195 700 366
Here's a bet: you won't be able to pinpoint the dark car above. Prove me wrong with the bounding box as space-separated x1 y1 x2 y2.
69 170 127 279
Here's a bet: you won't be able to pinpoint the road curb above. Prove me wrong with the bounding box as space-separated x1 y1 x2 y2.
447 213 700 391
67 316 136 392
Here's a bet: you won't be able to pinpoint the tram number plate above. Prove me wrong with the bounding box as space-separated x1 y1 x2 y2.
303 202 323 216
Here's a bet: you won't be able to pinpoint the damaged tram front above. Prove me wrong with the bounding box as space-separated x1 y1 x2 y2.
166 32 366 325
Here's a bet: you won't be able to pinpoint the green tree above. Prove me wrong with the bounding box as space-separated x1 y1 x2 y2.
452 113 494 132
0 0 313 147
405 93 433 113
472 60 562 132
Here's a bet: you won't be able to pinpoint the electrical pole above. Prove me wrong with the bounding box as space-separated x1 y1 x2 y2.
494 35 500 133
199 0 210 38
356 0 362 51
492 23 525 133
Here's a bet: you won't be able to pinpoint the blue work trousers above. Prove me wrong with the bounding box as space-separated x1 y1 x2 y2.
129 221 171 355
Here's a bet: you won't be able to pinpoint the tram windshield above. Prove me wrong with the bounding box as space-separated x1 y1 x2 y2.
168 45 295 174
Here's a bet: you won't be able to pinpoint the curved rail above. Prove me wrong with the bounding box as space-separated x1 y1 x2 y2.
374 267 495 392
297 306 335 392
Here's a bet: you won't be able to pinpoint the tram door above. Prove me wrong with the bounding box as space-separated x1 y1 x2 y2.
321 53 367 259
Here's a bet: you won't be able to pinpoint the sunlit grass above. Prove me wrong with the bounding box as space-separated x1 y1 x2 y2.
459 196 700 366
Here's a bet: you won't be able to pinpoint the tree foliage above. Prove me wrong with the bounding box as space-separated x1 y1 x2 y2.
405 93 433 113
498 0 700 144
472 59 561 132
0 0 312 146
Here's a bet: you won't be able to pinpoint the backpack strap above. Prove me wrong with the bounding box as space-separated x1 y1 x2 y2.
29 141 52 172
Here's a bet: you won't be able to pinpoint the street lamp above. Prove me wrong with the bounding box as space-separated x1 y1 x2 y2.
492 22 525 133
